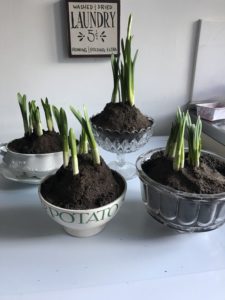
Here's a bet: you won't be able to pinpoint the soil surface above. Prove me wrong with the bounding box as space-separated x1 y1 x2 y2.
142 151 225 194
41 154 123 209
8 131 62 154
91 102 152 132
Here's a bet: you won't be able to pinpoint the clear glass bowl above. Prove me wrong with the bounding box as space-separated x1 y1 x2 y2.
136 148 225 232
91 117 154 180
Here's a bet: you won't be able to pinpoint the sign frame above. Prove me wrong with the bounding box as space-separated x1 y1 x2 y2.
65 0 120 57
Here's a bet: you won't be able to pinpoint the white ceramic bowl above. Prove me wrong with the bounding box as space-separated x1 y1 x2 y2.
39 171 127 237
0 143 63 179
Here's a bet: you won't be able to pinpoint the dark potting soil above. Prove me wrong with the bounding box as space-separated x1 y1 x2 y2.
41 154 123 209
91 102 152 132
142 151 225 194
8 131 62 154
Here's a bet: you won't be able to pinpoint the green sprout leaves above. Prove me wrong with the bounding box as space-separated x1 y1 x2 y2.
53 107 78 171
120 15 138 106
41 98 54 132
166 108 202 171
52 105 101 176
17 93 29 136
173 110 187 171
79 128 88 155
187 114 202 168
17 93 57 137
52 106 61 133
29 101 43 137
110 14 138 106
70 106 100 165
69 128 79 175
165 108 184 160
53 107 69 168
111 54 120 103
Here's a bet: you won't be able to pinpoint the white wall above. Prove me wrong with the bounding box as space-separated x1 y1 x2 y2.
1 0 225 141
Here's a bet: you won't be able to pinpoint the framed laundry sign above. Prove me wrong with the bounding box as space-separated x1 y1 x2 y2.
66 0 120 57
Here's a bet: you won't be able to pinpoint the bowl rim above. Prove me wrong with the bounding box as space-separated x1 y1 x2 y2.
136 147 225 200
1 143 63 157
38 170 127 213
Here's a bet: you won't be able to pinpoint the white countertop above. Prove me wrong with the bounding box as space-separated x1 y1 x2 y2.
1 136 225 300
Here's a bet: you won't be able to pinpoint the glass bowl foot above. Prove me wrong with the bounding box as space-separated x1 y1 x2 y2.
109 161 136 180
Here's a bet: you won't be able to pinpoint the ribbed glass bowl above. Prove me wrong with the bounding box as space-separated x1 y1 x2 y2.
91 117 154 180
136 148 225 232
